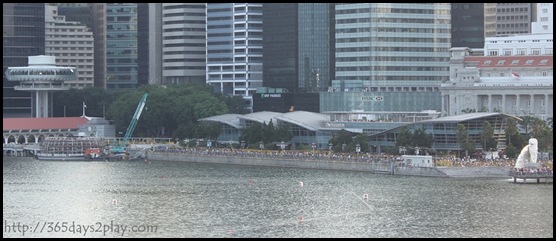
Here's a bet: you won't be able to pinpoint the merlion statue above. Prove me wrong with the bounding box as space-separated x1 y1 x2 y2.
514 138 539 169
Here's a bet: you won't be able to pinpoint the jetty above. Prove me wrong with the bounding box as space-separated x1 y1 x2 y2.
509 169 553 183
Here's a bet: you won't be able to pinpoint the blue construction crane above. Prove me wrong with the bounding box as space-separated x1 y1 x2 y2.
111 93 149 154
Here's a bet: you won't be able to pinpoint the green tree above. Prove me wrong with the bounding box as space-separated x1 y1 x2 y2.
505 118 521 149
396 126 413 150
275 122 293 142
194 122 221 140
461 108 476 113
456 124 474 157
240 122 264 145
481 121 496 151
519 115 536 140
329 129 354 152
412 127 433 149
53 87 114 117
352 134 369 153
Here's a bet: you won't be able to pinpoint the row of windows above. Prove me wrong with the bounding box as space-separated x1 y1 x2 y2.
336 7 445 15
496 15 529 21
496 7 529 13
337 76 445 81
164 35 204 40
337 56 443 62
336 66 447 72
163 4 205 10
164 20 205 25
163 43 205 48
208 65 247 71
496 23 529 28
164 58 205 63
164 27 205 32
336 27 449 34
481 58 550 65
337 37 449 43
106 16 136 22
163 66 205 70
164 50 205 55
337 46 450 53
48 28 87 33
163 12 205 18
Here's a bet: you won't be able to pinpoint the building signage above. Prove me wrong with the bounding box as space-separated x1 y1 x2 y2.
361 96 384 101
324 122 345 128
261 93 282 98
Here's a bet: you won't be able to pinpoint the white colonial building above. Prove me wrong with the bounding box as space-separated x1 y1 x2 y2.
441 34 553 120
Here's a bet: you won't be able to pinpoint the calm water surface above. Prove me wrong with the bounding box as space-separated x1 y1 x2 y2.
3 156 553 238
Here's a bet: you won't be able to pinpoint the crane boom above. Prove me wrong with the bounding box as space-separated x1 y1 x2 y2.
111 93 148 153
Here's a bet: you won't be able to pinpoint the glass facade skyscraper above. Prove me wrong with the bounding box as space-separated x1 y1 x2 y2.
3 3 46 118
320 3 451 113
105 3 148 90
334 3 451 88
206 3 263 112
263 3 334 93
451 3 488 48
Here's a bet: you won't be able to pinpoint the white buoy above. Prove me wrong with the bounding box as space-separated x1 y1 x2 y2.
112 199 118 205
363 193 369 199
299 181 304 187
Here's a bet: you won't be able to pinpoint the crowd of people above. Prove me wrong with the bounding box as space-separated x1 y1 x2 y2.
149 146 553 171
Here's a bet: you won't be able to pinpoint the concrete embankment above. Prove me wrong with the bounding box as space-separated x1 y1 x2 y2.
146 152 510 178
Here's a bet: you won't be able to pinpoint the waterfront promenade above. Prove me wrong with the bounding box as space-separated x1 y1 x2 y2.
146 147 550 178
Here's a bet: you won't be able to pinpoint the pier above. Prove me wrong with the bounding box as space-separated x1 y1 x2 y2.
509 169 553 183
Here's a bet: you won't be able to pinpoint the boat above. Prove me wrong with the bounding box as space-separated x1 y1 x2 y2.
35 136 104 161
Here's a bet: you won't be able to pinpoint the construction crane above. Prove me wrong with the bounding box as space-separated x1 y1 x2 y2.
111 93 149 154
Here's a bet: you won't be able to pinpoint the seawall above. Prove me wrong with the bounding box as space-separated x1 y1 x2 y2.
146 152 510 178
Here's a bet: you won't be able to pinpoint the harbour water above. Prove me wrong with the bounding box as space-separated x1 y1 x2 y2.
3 156 553 238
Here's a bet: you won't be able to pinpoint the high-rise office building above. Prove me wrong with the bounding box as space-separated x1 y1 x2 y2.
104 3 149 90
451 3 497 48
161 3 206 85
334 3 451 88
495 3 534 36
92 3 107 89
3 3 46 118
321 3 451 113
45 4 95 89
532 3 553 34
206 3 263 112
262 3 335 93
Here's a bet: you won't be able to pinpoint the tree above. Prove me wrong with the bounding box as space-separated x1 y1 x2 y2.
329 129 354 152
519 115 536 140
352 134 369 153
505 118 521 149
275 122 293 143
412 127 433 149
461 108 476 113
396 126 413 150
481 121 496 151
456 124 474 157
53 86 115 117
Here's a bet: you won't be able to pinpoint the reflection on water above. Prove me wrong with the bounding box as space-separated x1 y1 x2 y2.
3 157 553 238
